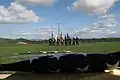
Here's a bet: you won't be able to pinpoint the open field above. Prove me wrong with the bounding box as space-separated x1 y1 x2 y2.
0 42 120 56
0 42 119 63
0 42 120 80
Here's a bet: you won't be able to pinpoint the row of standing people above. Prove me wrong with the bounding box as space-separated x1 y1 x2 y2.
48 37 79 46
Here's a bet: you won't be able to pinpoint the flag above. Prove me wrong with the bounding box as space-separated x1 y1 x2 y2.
51 32 53 38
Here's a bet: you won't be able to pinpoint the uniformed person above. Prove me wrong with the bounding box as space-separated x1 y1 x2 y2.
57 37 60 46
52 38 56 46
68 37 71 46
72 37 76 45
48 38 52 46
76 37 79 45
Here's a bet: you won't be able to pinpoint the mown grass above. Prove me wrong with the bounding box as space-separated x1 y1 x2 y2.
0 42 120 57
0 42 119 63
0 42 119 79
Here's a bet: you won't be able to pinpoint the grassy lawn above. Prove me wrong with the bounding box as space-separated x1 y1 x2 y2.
0 42 120 80
0 42 120 56
0 42 119 63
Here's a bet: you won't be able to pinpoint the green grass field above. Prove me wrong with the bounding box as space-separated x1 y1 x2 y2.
0 42 120 56
0 42 120 63
0 42 120 80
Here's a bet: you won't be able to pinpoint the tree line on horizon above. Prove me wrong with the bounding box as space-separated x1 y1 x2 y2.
0 37 120 45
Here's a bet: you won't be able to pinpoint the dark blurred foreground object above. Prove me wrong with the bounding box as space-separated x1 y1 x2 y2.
0 51 120 73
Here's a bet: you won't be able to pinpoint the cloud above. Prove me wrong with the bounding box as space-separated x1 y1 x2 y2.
32 27 57 39
94 14 117 28
69 0 118 14
0 2 40 24
68 0 119 38
15 0 56 6
74 14 118 38
13 27 57 39
19 31 31 36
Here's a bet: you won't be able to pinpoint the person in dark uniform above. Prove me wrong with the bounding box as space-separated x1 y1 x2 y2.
68 37 71 46
72 37 76 45
67 33 70 46
76 37 79 45
48 38 52 46
56 37 60 46
64 35 68 46
52 38 56 46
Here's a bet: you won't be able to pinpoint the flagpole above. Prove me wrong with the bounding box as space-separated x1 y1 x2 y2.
51 26 53 39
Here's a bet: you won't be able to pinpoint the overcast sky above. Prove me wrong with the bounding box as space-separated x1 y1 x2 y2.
0 0 120 39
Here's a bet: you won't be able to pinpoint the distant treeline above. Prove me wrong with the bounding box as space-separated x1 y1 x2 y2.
0 38 120 44
79 38 120 43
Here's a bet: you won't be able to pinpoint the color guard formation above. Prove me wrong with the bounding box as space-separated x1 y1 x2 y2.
48 32 79 46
